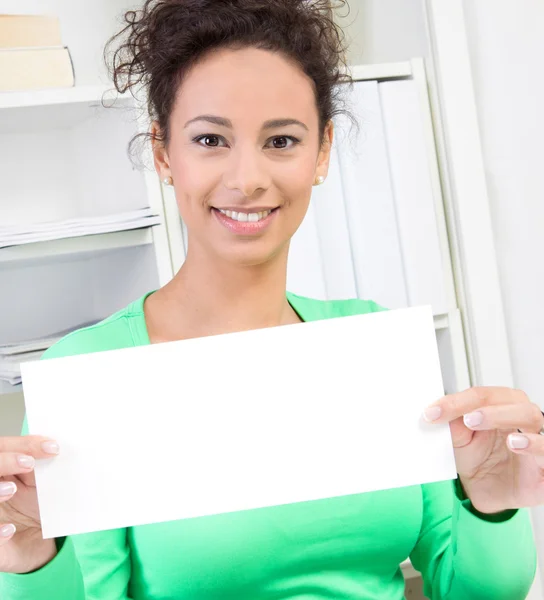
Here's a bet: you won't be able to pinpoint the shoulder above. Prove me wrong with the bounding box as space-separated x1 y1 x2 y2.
287 292 389 321
41 293 150 361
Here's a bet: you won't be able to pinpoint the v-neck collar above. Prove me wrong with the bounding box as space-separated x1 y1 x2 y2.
130 290 328 347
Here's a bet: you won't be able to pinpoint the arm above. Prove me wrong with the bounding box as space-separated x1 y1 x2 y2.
0 416 132 599
0 371 133 600
409 478 536 600
0 528 132 600
367 301 537 596
0 323 139 598
0 427 132 600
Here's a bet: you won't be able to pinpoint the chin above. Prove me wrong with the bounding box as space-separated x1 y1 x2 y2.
216 239 288 268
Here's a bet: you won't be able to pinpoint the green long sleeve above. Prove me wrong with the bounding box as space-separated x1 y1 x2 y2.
411 479 536 599
0 537 85 599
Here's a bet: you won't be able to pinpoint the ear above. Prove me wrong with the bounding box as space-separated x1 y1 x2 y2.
315 120 334 181
151 120 171 180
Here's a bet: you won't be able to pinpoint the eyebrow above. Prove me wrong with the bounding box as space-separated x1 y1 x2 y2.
184 115 309 131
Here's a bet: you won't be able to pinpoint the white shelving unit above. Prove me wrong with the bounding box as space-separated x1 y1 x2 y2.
0 84 174 398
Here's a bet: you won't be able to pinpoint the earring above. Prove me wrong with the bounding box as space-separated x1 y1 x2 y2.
163 176 173 186
314 175 325 186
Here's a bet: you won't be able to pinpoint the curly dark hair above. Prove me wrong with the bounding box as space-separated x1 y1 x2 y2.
105 0 356 157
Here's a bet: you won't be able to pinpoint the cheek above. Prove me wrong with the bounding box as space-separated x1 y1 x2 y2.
168 152 217 219
170 154 208 195
278 161 315 212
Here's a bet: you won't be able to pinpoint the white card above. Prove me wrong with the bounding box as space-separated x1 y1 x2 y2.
22 305 456 539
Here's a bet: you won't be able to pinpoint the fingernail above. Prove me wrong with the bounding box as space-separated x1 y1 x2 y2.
41 441 60 455
0 482 17 497
423 406 442 422
463 411 484 428
17 455 35 469
509 434 530 449
0 524 16 538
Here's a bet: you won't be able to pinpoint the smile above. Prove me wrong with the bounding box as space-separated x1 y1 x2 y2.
217 209 274 222
212 206 279 235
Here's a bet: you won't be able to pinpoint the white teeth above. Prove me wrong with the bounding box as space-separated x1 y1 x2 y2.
218 209 273 222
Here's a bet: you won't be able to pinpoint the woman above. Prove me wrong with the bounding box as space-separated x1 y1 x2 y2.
0 1 541 598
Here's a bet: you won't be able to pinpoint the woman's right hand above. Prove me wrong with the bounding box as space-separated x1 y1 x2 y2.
0 436 60 574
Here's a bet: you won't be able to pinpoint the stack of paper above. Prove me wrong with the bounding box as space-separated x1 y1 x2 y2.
0 208 161 249
0 321 98 385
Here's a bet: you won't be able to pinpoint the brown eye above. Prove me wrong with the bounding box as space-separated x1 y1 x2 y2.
273 137 288 149
267 136 300 150
194 134 225 148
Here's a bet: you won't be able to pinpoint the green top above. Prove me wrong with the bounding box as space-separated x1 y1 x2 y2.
0 292 536 599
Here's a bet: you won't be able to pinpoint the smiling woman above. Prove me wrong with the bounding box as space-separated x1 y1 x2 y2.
106 10 348 283
100 0 358 341
0 1 538 599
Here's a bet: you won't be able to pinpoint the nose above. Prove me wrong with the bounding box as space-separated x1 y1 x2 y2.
223 143 270 198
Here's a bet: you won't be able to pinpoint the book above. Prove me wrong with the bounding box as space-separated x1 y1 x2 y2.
0 14 62 48
0 46 74 92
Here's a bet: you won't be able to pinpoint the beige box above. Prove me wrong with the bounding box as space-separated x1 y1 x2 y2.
0 15 62 48
0 47 74 92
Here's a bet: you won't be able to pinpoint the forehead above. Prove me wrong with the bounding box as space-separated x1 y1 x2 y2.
173 47 318 126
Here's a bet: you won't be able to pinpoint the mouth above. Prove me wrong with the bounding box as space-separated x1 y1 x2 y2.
214 207 278 222
211 206 279 235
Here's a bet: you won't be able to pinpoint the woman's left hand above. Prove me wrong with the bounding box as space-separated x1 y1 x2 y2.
424 387 544 514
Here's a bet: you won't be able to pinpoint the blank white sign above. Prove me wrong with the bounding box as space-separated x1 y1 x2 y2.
22 305 457 539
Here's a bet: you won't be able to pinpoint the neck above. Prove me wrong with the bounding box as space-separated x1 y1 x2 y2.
148 243 300 342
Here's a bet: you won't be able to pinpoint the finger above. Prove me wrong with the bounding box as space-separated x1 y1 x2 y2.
462 402 544 433
507 432 544 455
0 436 59 459
423 387 528 424
0 480 17 503
0 452 36 478
0 523 16 544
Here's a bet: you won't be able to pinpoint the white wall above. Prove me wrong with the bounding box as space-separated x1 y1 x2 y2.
461 0 544 588
335 0 429 65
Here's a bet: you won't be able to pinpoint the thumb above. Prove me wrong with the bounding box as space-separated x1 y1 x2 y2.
17 471 36 488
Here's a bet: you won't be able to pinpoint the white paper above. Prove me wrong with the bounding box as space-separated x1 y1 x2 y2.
0 208 160 248
21 305 457 539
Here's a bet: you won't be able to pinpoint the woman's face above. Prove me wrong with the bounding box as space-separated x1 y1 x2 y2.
153 46 333 267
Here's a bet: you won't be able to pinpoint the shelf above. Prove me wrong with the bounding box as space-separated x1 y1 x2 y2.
349 61 413 82
0 85 136 134
0 227 154 265
433 313 449 330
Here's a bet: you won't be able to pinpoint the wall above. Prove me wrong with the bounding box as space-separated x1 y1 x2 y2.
461 0 544 589
334 0 429 65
